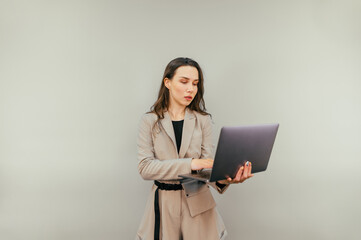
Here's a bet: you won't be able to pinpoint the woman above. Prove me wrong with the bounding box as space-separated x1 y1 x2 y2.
136 57 253 240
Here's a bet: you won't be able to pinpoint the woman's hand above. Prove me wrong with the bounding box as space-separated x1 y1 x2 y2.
217 161 254 185
191 158 214 171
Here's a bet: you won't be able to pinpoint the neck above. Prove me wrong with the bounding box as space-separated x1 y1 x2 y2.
167 105 186 121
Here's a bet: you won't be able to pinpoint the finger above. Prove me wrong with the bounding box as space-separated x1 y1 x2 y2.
205 159 213 168
247 162 252 176
242 161 250 179
223 178 232 184
234 166 244 182
209 159 214 167
233 166 244 183
234 164 247 183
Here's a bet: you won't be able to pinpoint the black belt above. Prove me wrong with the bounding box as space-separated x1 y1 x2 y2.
154 180 183 240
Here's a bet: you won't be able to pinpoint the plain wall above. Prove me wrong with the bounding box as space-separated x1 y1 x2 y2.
1 0 360 239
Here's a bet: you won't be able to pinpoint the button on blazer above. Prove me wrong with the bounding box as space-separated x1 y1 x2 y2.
137 107 229 217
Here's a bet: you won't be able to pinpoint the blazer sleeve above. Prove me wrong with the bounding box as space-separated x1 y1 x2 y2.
201 115 230 194
137 114 193 180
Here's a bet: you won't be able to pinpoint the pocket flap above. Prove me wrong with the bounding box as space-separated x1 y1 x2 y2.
182 180 216 217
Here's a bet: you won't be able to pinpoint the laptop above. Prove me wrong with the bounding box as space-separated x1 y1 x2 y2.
178 123 279 182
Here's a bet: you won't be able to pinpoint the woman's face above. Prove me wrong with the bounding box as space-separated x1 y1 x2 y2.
164 66 199 109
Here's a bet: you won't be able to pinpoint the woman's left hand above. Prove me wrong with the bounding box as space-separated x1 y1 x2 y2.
217 161 254 185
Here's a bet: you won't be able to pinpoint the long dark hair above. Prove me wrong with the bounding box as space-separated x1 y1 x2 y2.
148 57 210 132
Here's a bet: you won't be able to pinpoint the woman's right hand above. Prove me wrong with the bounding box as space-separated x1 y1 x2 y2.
191 158 214 171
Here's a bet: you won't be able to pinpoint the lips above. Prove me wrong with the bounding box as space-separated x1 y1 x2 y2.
184 96 193 101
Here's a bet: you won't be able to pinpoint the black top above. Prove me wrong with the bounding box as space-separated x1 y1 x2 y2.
172 120 184 153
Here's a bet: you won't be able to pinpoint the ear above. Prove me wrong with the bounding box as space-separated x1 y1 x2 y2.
164 78 171 89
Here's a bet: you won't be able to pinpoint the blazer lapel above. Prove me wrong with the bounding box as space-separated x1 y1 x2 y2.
179 108 195 158
160 111 178 154
160 108 196 158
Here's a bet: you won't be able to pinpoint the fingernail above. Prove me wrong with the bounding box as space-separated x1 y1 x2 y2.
246 161 249 166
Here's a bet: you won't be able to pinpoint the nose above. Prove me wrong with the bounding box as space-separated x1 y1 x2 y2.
187 84 196 93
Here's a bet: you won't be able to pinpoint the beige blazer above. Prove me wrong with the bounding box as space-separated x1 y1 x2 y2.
137 108 229 217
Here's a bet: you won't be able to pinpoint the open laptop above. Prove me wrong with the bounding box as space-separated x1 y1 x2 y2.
178 123 279 182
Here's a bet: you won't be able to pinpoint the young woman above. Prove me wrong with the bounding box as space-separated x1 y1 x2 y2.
136 57 253 240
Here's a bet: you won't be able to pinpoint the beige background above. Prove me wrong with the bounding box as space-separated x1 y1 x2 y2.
1 0 360 239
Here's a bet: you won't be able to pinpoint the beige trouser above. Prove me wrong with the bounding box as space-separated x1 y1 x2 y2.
136 184 227 240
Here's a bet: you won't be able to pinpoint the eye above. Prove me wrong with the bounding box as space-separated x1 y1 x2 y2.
193 82 198 86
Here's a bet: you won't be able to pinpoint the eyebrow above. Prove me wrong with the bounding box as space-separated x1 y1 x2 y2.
179 76 199 81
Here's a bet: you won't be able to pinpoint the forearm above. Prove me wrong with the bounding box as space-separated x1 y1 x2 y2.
138 157 193 180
